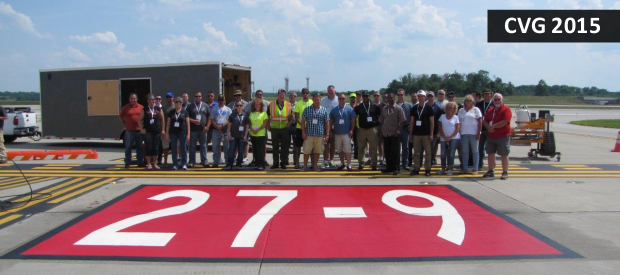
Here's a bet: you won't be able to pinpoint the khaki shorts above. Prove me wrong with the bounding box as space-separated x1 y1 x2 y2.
334 134 352 153
303 136 324 154
486 136 511 156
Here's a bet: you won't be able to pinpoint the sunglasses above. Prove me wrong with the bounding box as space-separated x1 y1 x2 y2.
155 98 162 100
397 94 404 96
236 105 243 107
494 98 502 101
338 98 346 100
195 95 202 97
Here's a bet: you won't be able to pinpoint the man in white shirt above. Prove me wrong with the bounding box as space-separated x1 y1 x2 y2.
320 85 338 167
435 89 448 110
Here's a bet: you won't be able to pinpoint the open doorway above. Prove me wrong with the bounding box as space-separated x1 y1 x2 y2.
120 78 151 107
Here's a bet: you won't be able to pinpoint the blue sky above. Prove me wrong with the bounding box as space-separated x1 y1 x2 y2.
1 0 620 93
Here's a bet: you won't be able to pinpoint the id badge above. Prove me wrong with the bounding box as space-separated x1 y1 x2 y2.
196 114 202 120
174 122 180 128
339 119 345 125
312 119 318 124
416 121 422 126
367 117 372 122
239 126 244 131
490 121 494 126
149 119 155 125
253 126 259 131
217 118 225 124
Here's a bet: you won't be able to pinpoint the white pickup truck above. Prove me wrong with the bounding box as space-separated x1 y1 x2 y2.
3 107 41 143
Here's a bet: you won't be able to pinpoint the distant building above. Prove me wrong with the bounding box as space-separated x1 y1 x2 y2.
582 96 620 105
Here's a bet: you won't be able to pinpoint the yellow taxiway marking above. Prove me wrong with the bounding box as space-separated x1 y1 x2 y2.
0 215 23 227
553 165 589 167
43 164 82 167
563 168 602 170
0 177 56 190
32 167 74 170
48 178 117 204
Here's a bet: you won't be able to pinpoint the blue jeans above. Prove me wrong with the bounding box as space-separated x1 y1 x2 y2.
170 132 187 167
124 130 144 165
398 130 409 168
227 137 246 167
440 139 460 168
189 131 207 165
461 134 479 171
212 130 229 165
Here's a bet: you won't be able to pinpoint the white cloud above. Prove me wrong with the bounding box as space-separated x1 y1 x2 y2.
159 0 193 6
70 31 118 44
391 0 464 39
611 1 620 9
470 17 487 28
66 46 91 62
169 18 176 25
236 17 268 45
547 0 603 9
509 0 535 8
203 22 237 47
238 0 317 28
0 1 50 38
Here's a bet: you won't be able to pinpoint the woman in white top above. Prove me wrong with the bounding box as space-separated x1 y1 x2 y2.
457 95 483 174
438 102 460 175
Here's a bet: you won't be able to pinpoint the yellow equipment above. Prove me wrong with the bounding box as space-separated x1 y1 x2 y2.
510 105 561 161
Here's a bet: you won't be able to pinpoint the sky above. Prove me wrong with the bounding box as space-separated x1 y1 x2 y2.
1 0 620 93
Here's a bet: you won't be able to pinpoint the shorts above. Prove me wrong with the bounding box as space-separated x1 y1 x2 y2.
334 134 352 153
376 127 384 144
294 129 304 147
486 136 511 156
303 136 324 154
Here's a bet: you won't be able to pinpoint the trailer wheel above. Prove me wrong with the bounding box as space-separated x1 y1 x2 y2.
3 135 17 143
541 132 556 155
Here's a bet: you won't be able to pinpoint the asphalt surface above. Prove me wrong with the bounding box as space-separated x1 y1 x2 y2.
0 107 619 274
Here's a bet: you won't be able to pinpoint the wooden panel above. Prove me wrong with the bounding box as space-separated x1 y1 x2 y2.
87 80 119 116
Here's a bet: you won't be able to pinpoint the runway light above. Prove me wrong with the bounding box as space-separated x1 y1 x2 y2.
262 181 280 185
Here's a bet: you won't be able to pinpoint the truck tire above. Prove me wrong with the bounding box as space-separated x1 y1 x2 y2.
3 135 17 143
541 132 556 155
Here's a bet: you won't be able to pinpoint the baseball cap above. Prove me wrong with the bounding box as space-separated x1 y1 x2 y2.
349 93 357 98
233 90 243 96
166 92 174 98
416 90 426 96
427 91 435 97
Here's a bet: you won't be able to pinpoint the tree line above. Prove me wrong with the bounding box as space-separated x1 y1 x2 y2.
379 70 617 97
0 91 41 101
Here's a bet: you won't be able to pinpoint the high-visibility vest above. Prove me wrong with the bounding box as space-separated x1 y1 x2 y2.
269 100 291 129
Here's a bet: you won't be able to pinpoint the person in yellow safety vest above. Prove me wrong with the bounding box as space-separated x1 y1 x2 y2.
268 89 294 169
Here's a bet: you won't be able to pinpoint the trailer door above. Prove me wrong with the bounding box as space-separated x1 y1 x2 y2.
87 80 119 116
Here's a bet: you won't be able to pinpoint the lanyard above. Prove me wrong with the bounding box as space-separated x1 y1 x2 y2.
195 102 202 113
388 106 394 115
417 102 426 118
338 106 345 118
217 108 226 116
237 114 244 124
483 101 491 114
175 111 182 122
492 105 499 121
362 102 370 117
148 106 155 118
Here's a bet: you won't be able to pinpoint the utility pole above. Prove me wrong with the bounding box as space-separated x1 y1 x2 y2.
285 75 289 93
306 75 310 91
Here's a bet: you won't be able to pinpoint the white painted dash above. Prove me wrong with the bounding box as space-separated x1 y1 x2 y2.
323 207 367 218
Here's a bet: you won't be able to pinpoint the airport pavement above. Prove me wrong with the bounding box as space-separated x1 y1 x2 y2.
0 107 618 274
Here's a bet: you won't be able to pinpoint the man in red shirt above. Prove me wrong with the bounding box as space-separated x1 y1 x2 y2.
482 93 511 179
119 93 145 168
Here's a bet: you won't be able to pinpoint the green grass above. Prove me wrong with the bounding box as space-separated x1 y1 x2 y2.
569 119 620 129
502 96 584 105
0 101 40 105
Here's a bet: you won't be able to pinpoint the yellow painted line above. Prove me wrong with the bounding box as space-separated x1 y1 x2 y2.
1 177 55 190
553 165 589 167
32 167 74 170
0 178 91 217
0 177 43 187
44 164 82 167
0 177 28 184
48 178 117 204
563 168 602 170
0 214 23 227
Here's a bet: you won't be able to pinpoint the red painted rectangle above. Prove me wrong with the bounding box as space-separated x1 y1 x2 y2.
16 186 572 261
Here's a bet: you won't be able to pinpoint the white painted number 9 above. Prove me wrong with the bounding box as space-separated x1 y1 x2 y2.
382 190 465 245
75 190 209 247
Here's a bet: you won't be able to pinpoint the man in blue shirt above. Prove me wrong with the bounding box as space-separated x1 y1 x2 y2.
329 93 357 171
301 93 330 172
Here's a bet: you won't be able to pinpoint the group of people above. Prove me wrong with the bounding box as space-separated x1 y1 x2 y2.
119 86 512 179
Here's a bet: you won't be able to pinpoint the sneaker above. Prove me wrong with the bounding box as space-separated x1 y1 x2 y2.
358 165 364 170
436 169 445 175
483 170 495 178
410 170 420 176
446 170 453 176
364 159 371 165
379 159 386 166
202 163 210 168
425 170 431 177
323 161 330 167
243 158 249 164
329 160 335 168
172 166 178 170
501 171 508 180
257 167 265 171
249 160 256 167
280 165 287 170
187 163 194 168
182 165 187 170
347 164 352 171
337 164 345 171
470 171 478 175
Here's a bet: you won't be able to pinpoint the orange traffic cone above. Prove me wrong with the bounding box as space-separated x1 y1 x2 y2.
613 131 620 152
